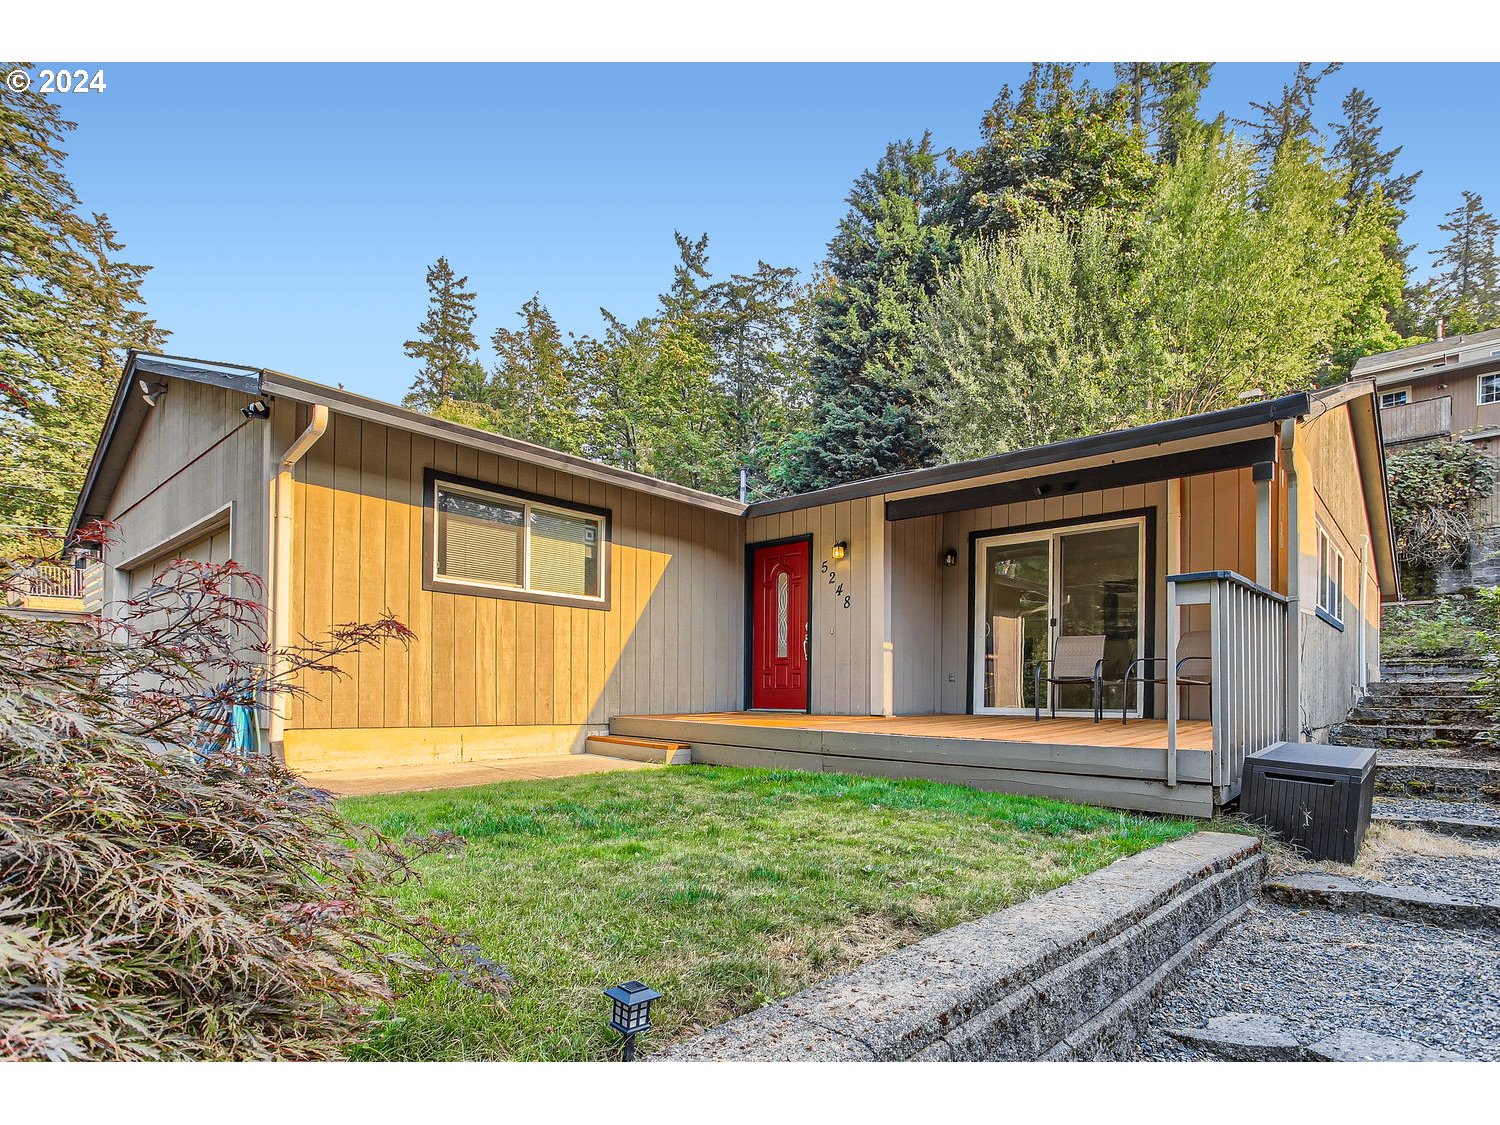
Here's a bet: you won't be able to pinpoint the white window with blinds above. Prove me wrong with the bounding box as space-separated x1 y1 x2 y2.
431 477 605 604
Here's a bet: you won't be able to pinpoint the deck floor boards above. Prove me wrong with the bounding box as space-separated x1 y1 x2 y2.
619 712 1214 753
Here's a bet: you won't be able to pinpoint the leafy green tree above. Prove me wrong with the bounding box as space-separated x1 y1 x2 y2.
1114 62 1214 163
402 257 479 411
915 132 1404 453
784 136 957 491
0 70 165 549
914 210 1141 458
948 63 1156 236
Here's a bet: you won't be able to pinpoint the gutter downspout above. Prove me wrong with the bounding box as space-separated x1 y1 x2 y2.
1279 417 1302 742
1357 534 1370 694
267 403 329 758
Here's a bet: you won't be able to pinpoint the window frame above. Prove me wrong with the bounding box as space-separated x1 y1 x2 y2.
1315 524 1344 629
1480 372 1500 407
1378 387 1410 409
423 468 611 610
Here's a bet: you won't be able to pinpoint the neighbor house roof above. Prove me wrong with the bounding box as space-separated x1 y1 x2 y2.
1350 326 1500 377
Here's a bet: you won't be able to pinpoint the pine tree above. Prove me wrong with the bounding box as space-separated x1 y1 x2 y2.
0 70 166 546
1239 62 1342 163
1114 62 1214 164
1332 87 1419 215
486 295 589 454
402 257 479 411
1423 191 1500 333
948 64 1156 236
783 136 958 492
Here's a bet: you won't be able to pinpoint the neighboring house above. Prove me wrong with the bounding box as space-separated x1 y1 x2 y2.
1352 327 1500 533
69 353 1397 816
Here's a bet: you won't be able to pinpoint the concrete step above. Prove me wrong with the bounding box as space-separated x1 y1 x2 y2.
1264 871 1500 933
1374 760 1500 802
584 735 691 765
1166 1013 1467 1061
1373 796 1500 840
1378 663 1484 682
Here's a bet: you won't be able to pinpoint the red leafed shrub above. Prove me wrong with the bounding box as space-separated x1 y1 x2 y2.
0 542 492 1060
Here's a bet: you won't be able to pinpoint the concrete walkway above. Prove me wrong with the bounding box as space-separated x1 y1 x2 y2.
301 753 653 797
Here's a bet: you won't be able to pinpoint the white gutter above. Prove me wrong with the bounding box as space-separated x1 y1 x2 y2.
267 403 329 755
1358 534 1370 693
1279 416 1302 742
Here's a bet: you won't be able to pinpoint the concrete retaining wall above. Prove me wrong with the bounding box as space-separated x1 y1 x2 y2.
658 832 1262 1061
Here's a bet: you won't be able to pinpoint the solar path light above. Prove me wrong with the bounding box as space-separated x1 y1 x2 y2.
604 981 661 1061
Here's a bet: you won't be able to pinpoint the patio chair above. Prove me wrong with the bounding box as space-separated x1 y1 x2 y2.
1032 634 1107 723
1120 630 1212 725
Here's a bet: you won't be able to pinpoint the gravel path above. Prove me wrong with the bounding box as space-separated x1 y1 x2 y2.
1132 900 1500 1060
1360 840 1500 905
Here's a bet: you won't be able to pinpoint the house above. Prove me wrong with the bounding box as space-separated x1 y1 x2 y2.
1351 329 1500 581
69 352 1398 816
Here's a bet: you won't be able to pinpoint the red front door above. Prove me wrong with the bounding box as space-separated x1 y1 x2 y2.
751 540 810 710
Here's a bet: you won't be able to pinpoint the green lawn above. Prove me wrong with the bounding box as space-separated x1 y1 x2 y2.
342 765 1199 1061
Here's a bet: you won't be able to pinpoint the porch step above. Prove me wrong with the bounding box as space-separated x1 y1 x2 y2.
584 735 692 766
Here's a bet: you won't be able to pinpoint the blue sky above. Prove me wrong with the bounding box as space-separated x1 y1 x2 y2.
41 62 1500 404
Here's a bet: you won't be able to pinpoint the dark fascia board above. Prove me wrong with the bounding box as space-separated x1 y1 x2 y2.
886 437 1276 521
745 391 1312 518
259 369 748 517
1341 384 1402 599
67 352 262 538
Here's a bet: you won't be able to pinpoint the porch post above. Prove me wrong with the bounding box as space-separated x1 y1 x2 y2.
1253 462 1274 587
867 496 894 717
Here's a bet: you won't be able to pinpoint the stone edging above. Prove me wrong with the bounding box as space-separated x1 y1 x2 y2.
657 831 1262 1061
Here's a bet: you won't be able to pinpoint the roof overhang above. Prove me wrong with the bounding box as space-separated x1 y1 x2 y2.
1310 380 1400 599
746 392 1314 518
69 352 262 537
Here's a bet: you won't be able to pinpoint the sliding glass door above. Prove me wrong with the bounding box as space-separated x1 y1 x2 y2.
973 518 1144 715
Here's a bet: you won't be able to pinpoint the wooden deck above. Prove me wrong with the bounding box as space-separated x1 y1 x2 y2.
610 712 1219 817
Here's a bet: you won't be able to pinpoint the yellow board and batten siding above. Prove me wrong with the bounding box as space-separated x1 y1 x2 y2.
283 407 745 772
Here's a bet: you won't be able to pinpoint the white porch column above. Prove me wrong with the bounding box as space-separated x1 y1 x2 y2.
867 495 893 717
1254 462 1274 587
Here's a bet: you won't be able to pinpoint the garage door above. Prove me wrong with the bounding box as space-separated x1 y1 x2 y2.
127 524 233 599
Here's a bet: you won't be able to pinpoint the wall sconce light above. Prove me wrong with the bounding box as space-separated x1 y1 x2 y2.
138 379 168 407
942 549 958 567
831 541 848 561
241 399 271 420
604 980 661 1061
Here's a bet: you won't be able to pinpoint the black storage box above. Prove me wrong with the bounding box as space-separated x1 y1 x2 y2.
1241 742 1375 863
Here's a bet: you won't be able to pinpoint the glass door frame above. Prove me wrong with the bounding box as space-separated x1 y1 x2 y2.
970 515 1147 718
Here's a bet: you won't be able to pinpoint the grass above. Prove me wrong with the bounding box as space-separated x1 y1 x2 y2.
341 765 1199 1061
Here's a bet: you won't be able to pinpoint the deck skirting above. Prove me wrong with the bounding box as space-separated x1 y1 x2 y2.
610 714 1216 817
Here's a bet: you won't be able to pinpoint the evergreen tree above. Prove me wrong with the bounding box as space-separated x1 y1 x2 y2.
402 257 479 410
1239 62 1342 163
486 295 589 454
0 70 166 547
948 64 1156 236
712 260 811 500
1332 87 1419 215
1114 62 1214 164
1422 191 1500 333
783 136 958 491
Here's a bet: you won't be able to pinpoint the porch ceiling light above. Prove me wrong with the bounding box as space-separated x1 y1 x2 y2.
831 541 848 561
605 980 660 1061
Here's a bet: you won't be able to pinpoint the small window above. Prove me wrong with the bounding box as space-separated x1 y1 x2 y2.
1379 389 1409 408
1481 373 1500 406
428 472 608 606
1317 527 1344 624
